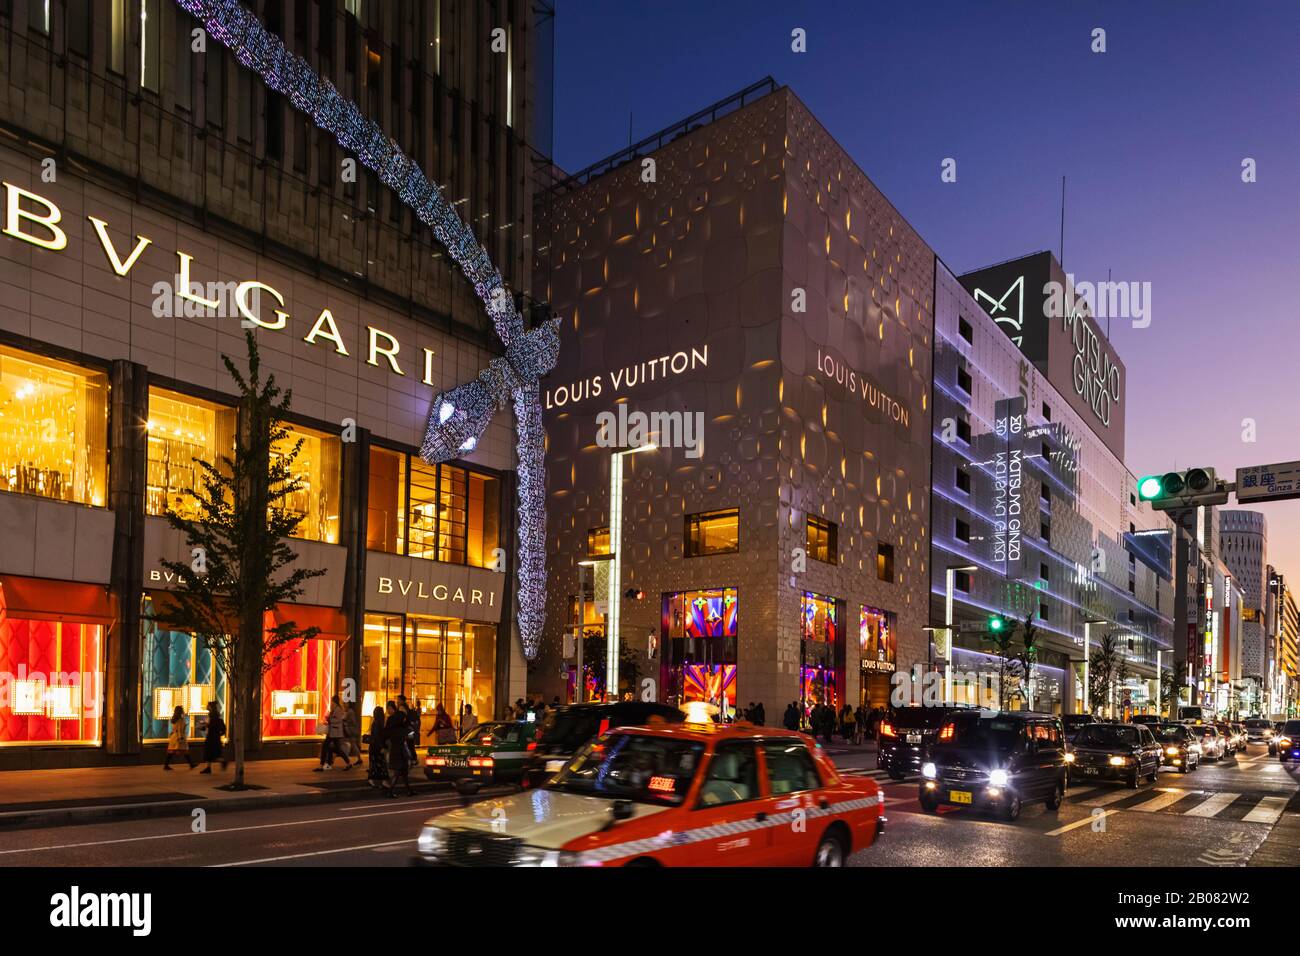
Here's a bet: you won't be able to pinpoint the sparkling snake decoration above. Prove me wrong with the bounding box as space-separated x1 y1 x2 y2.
175 0 559 657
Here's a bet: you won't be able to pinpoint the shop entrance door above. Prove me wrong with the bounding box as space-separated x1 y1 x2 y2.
360 615 403 720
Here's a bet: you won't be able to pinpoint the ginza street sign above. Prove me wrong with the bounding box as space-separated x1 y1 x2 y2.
1236 460 1300 504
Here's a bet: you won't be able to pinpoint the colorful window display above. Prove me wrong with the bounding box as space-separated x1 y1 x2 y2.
800 591 845 717
0 577 108 746
0 344 108 507
859 606 896 673
662 588 739 717
274 424 342 544
262 626 338 740
140 597 228 741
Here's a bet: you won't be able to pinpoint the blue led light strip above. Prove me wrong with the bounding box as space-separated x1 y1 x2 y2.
175 0 558 657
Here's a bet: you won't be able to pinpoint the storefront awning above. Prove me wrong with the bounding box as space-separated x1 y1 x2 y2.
271 604 349 641
0 575 116 625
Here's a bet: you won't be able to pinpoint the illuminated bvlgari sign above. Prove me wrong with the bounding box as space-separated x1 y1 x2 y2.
1 180 443 385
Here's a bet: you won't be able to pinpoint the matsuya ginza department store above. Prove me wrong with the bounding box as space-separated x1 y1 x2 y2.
0 165 523 766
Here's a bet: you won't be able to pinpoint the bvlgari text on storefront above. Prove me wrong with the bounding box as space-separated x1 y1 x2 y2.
543 345 710 409
1 180 443 385
375 577 497 607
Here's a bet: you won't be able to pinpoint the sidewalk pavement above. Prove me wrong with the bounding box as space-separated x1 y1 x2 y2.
0 756 448 830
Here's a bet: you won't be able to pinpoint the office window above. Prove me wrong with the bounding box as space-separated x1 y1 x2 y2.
1041 521 1051 543
366 446 406 554
1041 402 1051 421
28 0 47 33
954 570 972 593
877 542 895 582
109 0 126 72
958 317 973 344
686 509 739 557
68 0 91 56
0 345 108 507
205 47 225 126
956 418 971 444
274 424 341 544
1039 603 1049 621
1041 484 1050 504
955 519 970 544
140 0 161 91
145 389 235 520
174 8 193 109
807 515 837 565
955 466 971 494
956 365 972 394
408 461 499 567
1040 563 1050 582
237 64 253 141
587 526 610 557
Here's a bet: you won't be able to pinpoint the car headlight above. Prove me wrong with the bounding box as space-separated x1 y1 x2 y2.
921 762 937 780
1281 737 1293 748
1063 752 1075 763
417 825 448 855
1165 747 1179 756
988 769 1009 787
1108 755 1127 766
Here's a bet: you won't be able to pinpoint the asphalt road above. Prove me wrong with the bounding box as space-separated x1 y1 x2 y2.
0 743 1293 867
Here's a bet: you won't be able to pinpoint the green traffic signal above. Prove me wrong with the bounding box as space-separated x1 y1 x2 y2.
988 615 1005 632
1137 475 1162 501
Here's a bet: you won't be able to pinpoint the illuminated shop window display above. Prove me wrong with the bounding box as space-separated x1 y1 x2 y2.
261 627 337 740
145 388 235 520
0 616 103 746
140 597 228 741
563 593 606 703
274 424 341 544
662 588 739 718
368 452 501 568
801 591 844 718
359 614 496 739
859 605 897 708
0 345 107 507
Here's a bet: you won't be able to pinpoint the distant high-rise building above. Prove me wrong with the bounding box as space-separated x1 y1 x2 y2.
1220 510 1267 712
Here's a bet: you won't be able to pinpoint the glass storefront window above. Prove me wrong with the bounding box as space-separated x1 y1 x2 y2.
274 424 341 543
406 460 500 567
140 597 228 741
859 606 896 670
0 617 103 746
366 447 406 554
0 345 107 507
800 591 842 717
146 388 235 520
685 509 739 557
262 632 337 739
662 588 739 718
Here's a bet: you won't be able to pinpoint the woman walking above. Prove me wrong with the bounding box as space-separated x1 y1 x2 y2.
366 705 388 789
199 700 227 773
163 705 193 770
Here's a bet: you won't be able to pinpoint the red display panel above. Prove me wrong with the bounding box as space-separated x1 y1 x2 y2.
0 616 103 745
261 625 338 739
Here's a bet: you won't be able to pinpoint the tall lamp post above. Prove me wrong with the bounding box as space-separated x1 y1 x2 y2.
1080 618 1107 715
927 565 977 707
606 443 656 701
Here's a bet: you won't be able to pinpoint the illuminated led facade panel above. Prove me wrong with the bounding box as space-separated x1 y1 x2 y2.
174 0 558 657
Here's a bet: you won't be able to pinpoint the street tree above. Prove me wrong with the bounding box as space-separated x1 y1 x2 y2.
156 331 325 789
1160 660 1187 718
1012 613 1040 710
1089 633 1120 718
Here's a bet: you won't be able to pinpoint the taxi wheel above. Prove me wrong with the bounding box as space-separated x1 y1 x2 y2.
1044 781 1063 811
1126 768 1140 789
919 792 939 814
812 830 847 868
1147 765 1158 783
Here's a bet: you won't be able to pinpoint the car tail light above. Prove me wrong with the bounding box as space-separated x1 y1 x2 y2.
427 757 446 767
468 757 494 768
526 741 538 751
938 723 955 741
598 718 611 736
879 721 895 738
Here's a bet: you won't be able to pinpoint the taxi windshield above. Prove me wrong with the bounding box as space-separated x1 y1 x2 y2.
546 734 704 806
1076 726 1138 747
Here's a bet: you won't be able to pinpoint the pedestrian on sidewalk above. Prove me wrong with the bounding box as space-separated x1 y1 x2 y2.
314 695 352 771
433 703 455 744
753 701 765 726
342 704 363 768
841 704 856 743
384 701 415 798
164 705 194 770
853 704 866 745
396 695 420 764
460 702 477 736
199 700 227 773
365 705 388 789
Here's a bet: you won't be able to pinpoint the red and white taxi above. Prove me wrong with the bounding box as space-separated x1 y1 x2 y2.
414 721 884 867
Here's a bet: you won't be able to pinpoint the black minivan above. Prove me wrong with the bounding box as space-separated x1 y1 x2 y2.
878 706 964 780
519 701 684 788
920 711 1069 822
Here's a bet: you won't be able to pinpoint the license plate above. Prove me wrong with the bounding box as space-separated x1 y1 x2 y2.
545 759 565 773
949 790 972 804
446 757 467 767
907 734 922 744
1083 767 1098 775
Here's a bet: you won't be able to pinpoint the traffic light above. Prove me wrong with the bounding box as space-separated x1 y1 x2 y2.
988 614 1009 633
1135 468 1229 511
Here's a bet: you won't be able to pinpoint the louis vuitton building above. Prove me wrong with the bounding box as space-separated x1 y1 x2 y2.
0 0 551 766
534 82 934 719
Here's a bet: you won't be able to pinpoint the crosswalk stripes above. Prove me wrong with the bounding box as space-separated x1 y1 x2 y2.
1181 792 1239 818
1129 788 1193 813
1079 789 1139 808
1241 795 1289 825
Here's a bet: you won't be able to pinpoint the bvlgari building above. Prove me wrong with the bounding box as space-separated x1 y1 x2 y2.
0 0 551 765
534 82 934 718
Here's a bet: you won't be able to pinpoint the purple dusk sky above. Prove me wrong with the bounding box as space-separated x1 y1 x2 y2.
550 0 1300 582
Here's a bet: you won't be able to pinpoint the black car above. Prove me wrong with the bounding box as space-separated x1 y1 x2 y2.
1061 713 1094 744
519 701 684 788
1130 714 1162 727
1277 719 1300 763
877 706 961 780
1243 718 1275 752
1151 722 1200 774
919 711 1068 822
1069 723 1162 787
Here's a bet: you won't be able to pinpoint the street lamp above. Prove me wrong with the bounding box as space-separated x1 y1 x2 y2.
928 565 977 706
1080 617 1107 715
574 559 599 703
606 443 656 701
